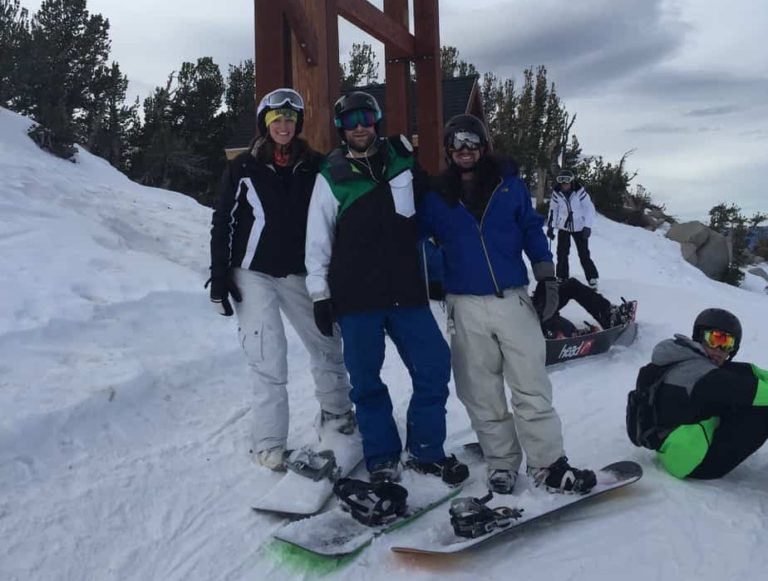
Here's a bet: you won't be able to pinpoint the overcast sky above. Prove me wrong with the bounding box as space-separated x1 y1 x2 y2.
18 0 768 221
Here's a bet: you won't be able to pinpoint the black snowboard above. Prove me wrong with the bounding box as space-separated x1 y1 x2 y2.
545 301 638 365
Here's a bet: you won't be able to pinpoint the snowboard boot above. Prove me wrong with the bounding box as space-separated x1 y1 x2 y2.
369 459 402 484
588 278 599 290
607 298 634 328
405 454 470 486
487 469 517 494
254 446 288 472
526 456 596 494
320 408 357 435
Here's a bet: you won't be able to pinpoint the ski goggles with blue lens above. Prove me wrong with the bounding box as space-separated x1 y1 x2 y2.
261 89 304 111
448 131 483 152
556 174 575 184
335 109 379 130
702 329 736 352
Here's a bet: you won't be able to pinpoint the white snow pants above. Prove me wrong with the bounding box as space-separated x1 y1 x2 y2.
232 268 352 453
447 287 564 472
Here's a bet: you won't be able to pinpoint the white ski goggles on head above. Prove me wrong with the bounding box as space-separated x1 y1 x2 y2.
556 174 574 184
259 89 305 113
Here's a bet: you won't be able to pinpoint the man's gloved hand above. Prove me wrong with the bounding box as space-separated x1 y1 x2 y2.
313 299 335 337
205 270 242 317
546 227 555 240
535 278 560 321
582 227 591 239
531 262 559 322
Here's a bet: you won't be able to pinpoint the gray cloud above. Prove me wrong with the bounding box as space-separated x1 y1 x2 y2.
627 123 721 134
625 69 768 104
685 105 744 117
440 0 688 96
627 123 689 134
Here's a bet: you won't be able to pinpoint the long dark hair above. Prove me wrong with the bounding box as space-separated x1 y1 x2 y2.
435 155 518 206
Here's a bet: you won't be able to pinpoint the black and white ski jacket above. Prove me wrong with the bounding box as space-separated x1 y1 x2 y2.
547 184 596 233
305 136 430 316
210 139 323 279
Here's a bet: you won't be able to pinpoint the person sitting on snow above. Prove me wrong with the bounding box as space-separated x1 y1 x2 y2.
537 278 635 339
635 308 768 479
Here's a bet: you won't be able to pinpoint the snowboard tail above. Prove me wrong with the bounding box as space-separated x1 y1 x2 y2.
251 429 364 517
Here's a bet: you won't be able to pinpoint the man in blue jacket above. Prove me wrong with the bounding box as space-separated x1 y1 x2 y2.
418 114 596 495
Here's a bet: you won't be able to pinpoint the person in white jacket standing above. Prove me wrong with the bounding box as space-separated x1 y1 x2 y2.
546 169 600 288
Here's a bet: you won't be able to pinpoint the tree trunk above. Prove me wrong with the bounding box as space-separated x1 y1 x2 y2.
534 166 547 208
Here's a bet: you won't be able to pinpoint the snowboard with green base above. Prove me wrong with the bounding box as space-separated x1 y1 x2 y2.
272 470 464 558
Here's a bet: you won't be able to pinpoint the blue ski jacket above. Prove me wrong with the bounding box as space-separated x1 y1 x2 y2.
418 160 553 296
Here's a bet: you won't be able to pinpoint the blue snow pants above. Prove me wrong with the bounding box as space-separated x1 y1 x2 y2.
337 306 451 470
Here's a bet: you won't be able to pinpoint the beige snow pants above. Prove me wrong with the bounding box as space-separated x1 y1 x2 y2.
447 287 564 472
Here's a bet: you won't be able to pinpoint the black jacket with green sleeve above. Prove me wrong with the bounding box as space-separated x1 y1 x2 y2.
304 136 430 316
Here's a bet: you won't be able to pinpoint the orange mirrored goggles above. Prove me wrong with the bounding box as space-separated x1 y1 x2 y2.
702 329 736 352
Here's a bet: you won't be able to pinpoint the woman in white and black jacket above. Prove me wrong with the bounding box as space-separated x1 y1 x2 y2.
208 88 353 471
546 169 599 288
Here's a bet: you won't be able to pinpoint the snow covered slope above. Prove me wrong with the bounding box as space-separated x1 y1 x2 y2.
1 106 767 581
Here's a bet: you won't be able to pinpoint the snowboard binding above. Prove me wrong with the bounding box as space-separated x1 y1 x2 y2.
449 492 523 539
333 477 408 527
284 447 340 482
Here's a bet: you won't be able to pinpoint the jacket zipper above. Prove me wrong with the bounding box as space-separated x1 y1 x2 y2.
463 178 504 298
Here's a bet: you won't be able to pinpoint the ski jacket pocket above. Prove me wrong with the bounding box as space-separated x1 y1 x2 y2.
389 171 415 218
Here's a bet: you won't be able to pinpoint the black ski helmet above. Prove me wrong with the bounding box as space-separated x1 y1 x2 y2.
692 308 742 358
443 114 489 162
333 91 382 138
257 88 305 136
556 169 576 182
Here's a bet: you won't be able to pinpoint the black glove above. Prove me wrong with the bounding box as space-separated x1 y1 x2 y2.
313 299 335 337
534 278 560 322
205 271 242 317
546 227 555 240
582 227 591 239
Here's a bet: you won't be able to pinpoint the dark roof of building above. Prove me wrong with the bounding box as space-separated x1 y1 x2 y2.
225 75 480 151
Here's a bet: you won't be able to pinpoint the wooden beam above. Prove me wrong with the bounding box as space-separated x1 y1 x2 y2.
337 0 416 56
255 0 289 114
291 0 339 153
384 0 409 137
283 0 320 66
413 0 443 173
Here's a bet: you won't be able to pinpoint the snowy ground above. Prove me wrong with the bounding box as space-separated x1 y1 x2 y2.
1 106 767 581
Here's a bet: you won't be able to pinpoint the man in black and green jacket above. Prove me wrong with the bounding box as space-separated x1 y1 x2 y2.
637 308 768 479
304 91 468 486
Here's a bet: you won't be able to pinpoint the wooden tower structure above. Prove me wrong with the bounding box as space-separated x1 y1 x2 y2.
254 0 443 173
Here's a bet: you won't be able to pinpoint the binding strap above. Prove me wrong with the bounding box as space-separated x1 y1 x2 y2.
333 478 408 527
449 492 524 539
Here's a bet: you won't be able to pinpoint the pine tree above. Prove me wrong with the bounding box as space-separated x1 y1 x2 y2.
440 46 478 78
340 43 379 88
85 62 138 171
225 59 255 128
708 203 768 285
129 76 204 191
173 57 226 203
22 0 111 157
0 0 29 108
